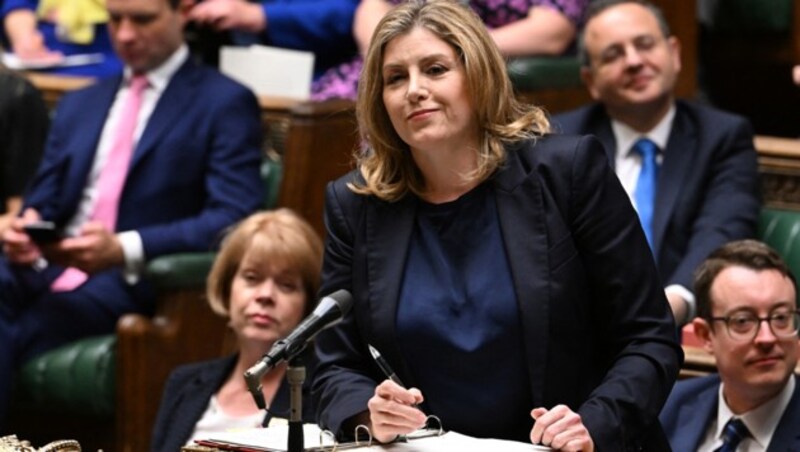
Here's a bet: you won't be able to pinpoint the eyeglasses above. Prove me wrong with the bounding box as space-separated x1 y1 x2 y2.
709 309 800 342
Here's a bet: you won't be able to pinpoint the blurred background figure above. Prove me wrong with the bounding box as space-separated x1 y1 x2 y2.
0 68 49 235
151 209 323 451
1 0 122 77
185 0 358 87
312 0 589 100
554 0 760 327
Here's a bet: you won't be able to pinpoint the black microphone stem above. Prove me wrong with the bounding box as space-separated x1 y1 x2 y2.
287 354 305 452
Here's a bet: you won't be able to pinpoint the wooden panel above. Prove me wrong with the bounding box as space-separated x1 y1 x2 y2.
276 100 358 236
652 0 698 98
756 135 800 209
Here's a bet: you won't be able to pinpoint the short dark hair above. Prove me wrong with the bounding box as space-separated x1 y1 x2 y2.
694 240 797 320
578 0 672 67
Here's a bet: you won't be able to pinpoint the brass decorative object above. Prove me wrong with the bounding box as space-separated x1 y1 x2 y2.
0 435 80 452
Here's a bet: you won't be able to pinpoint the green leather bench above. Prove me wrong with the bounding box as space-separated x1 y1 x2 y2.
758 207 800 300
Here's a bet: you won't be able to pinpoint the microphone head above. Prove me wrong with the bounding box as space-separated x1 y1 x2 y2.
312 289 354 318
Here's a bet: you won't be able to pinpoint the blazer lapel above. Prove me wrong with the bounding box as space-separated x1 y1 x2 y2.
131 59 197 168
673 381 718 451
652 104 696 256
492 145 550 407
365 194 417 384
768 376 800 452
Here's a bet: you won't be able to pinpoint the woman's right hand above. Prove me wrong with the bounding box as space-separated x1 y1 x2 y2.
367 380 427 443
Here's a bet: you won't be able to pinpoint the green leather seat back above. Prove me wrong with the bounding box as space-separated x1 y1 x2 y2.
758 207 800 305
507 56 582 91
262 157 283 210
13 335 116 416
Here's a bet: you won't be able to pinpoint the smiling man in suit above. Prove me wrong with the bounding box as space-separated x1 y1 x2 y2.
553 0 761 326
0 0 263 430
660 240 800 451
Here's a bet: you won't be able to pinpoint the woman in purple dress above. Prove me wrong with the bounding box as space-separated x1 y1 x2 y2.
311 0 588 100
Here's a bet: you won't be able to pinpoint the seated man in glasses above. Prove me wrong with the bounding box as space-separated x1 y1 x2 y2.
659 239 800 451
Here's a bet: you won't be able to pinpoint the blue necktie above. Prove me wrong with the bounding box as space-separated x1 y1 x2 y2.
632 138 658 248
714 418 750 452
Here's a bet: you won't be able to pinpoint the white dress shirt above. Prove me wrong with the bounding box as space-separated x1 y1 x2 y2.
697 377 795 452
609 105 695 319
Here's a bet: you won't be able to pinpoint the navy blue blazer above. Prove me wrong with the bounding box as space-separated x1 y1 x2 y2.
660 374 800 451
553 101 760 291
151 351 318 452
312 135 683 450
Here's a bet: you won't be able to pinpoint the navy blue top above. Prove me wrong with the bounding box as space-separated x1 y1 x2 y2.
396 183 532 442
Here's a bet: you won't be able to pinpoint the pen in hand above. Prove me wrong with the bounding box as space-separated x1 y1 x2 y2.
368 344 407 388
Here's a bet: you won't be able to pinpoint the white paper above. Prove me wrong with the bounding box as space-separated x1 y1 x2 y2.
198 425 547 451
380 432 550 451
220 45 314 100
2 52 104 70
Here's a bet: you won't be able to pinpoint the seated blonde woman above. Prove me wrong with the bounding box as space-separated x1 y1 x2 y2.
150 208 323 451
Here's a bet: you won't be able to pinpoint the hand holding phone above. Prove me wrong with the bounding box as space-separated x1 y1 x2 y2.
23 221 64 244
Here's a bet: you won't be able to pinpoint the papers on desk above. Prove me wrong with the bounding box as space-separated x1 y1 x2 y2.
2 52 104 70
193 423 550 451
220 45 314 101
195 424 336 451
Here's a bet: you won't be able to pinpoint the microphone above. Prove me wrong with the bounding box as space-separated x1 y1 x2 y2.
244 289 354 409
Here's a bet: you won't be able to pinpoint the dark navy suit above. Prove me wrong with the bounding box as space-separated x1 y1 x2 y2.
659 375 800 451
312 135 683 450
151 351 317 452
0 58 264 428
553 101 761 290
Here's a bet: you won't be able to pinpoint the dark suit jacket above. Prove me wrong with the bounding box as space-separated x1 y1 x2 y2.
660 374 800 451
312 135 683 451
552 101 760 290
151 351 318 452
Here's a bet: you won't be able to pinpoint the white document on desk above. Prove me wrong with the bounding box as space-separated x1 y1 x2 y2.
379 432 550 451
2 52 104 70
220 45 314 101
197 425 549 451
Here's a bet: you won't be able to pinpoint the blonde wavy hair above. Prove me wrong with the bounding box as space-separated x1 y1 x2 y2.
206 209 323 318
352 0 550 202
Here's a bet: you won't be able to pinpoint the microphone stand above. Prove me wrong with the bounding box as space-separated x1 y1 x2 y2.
286 354 306 452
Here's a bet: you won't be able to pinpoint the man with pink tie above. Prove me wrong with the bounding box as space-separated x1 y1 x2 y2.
0 0 263 430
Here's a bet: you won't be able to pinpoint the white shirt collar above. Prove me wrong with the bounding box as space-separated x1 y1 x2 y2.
716 376 796 450
611 104 676 157
122 44 189 92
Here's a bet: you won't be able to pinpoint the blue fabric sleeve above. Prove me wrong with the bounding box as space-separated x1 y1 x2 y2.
261 0 358 53
1 0 36 17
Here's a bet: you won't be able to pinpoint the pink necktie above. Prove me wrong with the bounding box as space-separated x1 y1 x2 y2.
51 75 148 292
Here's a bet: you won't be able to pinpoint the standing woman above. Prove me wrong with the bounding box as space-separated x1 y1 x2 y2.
151 209 323 451
311 1 682 451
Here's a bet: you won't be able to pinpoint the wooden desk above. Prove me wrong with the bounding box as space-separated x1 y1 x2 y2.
23 72 95 109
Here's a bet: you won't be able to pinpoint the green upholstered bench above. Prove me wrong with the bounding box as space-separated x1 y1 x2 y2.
758 207 800 295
